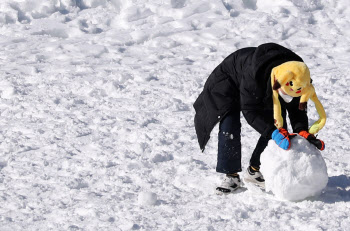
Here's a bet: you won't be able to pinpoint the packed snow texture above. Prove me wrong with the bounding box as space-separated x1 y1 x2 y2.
1 0 350 230
260 136 328 201
138 191 158 206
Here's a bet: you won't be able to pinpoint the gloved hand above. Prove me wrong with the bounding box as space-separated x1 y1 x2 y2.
298 131 325 150
272 128 295 150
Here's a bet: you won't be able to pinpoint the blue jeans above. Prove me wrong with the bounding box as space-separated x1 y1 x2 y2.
216 111 271 174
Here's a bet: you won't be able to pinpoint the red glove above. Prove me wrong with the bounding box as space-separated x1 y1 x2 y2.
299 131 325 150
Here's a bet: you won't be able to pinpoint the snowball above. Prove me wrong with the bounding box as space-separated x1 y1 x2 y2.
0 81 15 99
1 87 15 99
138 192 157 206
151 152 174 163
260 135 328 201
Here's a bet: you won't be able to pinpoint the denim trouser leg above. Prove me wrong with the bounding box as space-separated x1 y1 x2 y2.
216 111 242 174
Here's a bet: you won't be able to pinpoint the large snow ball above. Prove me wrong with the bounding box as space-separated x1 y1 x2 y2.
260 135 328 201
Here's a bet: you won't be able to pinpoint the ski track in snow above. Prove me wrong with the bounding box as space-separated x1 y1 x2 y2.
0 0 349 230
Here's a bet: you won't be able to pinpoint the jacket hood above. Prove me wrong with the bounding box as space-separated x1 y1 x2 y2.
252 43 304 80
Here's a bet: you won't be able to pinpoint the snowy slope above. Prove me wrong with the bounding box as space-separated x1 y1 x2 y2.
0 0 349 230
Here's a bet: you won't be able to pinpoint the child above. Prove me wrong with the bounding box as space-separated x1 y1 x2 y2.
193 43 326 193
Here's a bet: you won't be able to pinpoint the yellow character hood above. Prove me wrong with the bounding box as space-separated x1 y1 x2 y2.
271 61 326 134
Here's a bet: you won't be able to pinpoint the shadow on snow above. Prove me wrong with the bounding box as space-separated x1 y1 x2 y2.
317 175 350 203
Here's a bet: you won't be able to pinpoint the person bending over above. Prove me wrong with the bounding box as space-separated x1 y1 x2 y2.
193 43 326 193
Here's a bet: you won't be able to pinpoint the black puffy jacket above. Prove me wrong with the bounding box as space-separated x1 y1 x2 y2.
194 43 308 151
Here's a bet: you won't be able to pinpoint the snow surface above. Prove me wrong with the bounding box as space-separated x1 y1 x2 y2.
260 136 328 201
0 0 350 230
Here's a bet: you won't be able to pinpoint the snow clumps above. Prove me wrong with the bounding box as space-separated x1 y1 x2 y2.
138 191 158 206
260 135 328 201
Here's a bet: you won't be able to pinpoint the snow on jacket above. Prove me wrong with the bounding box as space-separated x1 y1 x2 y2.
193 43 309 151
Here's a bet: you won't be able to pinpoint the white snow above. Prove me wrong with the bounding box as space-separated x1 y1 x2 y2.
138 191 158 206
260 136 328 201
0 0 350 230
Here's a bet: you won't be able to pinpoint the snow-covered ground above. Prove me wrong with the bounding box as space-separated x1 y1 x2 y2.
0 0 349 230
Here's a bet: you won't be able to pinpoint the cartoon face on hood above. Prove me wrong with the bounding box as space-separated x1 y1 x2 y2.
273 61 311 98
271 61 326 134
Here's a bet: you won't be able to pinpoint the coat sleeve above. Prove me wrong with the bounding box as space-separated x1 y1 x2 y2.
242 109 276 138
240 86 276 138
285 97 309 133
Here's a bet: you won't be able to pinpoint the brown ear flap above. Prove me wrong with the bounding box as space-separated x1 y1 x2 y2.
272 79 281 90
